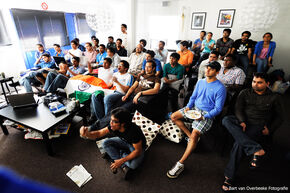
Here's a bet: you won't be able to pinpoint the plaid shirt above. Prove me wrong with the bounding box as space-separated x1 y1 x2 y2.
217 66 246 86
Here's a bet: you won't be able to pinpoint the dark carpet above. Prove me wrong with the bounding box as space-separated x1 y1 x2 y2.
1 94 290 193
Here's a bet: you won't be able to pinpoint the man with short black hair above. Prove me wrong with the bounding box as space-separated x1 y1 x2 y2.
107 47 121 69
122 60 161 111
74 38 86 52
65 40 83 63
221 72 283 191
167 61 226 179
80 107 146 179
84 42 97 67
43 56 85 93
154 41 168 64
216 29 234 60
178 41 194 72
139 50 162 77
119 24 128 50
162 52 184 87
90 60 133 121
107 36 116 49
116 38 127 57
192 31 206 54
96 44 108 66
198 51 223 80
53 44 65 57
34 44 51 65
217 54 246 91
231 31 254 73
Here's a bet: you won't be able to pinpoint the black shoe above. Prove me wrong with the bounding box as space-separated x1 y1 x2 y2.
122 166 132 180
9 81 20 87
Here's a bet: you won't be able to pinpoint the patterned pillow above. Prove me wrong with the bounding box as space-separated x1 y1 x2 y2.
160 119 185 143
132 111 161 150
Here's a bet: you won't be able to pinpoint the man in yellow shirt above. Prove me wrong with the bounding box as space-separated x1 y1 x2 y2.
177 41 194 73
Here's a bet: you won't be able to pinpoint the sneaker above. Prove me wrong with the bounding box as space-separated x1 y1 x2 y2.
122 166 132 180
167 162 184 179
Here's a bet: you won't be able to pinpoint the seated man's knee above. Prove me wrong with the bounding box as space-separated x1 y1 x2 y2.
171 111 181 122
222 115 235 127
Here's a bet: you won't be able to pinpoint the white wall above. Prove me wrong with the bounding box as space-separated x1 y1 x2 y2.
0 0 131 79
180 0 290 77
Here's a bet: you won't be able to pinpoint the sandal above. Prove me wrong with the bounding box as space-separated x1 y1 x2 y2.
250 154 265 169
222 177 233 192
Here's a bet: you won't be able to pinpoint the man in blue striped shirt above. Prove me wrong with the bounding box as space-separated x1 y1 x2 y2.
167 61 227 179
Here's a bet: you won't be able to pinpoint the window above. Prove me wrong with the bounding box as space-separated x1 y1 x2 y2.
0 10 11 46
75 13 95 43
11 9 69 51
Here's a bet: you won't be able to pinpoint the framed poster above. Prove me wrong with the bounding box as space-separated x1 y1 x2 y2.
217 9 235 28
191 12 206 30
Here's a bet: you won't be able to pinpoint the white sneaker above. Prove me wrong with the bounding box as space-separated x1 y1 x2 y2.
167 162 184 178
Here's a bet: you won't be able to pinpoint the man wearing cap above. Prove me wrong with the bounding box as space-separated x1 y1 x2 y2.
167 61 227 179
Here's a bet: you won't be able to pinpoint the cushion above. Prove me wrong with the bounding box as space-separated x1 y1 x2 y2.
160 119 185 143
132 111 161 150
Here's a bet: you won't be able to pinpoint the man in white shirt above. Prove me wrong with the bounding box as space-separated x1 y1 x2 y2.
154 41 168 64
118 24 128 51
198 51 223 80
65 39 83 63
107 47 121 70
128 44 146 78
90 60 133 122
98 58 114 86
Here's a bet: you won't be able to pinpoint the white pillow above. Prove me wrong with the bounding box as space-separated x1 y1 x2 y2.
132 111 161 150
160 119 185 143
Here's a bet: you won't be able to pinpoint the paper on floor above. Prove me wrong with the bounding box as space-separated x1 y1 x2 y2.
66 164 92 187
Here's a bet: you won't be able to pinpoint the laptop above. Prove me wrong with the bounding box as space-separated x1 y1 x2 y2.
53 56 66 65
7 93 38 109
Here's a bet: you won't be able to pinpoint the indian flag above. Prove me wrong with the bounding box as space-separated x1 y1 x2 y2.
64 75 115 98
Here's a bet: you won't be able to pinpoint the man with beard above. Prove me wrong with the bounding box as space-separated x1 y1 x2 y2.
221 72 283 191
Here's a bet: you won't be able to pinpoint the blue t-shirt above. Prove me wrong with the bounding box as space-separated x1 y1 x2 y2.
35 61 56 69
142 58 162 72
66 66 85 77
163 63 184 80
194 38 203 49
202 39 215 53
53 51 65 57
35 50 51 63
186 79 226 119
96 52 108 65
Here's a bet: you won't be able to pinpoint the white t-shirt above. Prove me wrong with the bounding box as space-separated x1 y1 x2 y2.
98 68 114 85
113 72 134 94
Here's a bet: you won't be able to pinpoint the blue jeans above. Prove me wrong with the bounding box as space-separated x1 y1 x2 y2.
256 58 268 73
43 72 57 91
236 54 249 74
102 137 144 169
19 71 39 93
46 74 68 93
222 115 264 179
104 91 124 115
90 93 105 120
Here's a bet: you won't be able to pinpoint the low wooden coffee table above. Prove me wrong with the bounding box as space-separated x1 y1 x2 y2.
0 102 85 156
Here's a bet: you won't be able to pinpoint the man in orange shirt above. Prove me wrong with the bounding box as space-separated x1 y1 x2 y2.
178 41 194 73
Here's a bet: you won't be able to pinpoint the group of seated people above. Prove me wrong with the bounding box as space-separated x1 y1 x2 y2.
12 25 283 191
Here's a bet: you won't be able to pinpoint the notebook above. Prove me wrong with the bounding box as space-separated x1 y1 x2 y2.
7 93 38 109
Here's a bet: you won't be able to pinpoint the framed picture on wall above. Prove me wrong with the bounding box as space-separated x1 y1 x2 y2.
217 9 235 28
191 12 206 30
